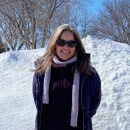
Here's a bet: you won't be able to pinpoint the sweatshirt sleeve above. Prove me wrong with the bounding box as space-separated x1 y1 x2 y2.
32 73 38 109
89 72 101 117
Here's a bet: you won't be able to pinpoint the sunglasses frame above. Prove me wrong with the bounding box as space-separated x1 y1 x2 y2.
56 38 77 48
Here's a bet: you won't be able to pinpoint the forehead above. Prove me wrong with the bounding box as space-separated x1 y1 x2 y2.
60 31 75 40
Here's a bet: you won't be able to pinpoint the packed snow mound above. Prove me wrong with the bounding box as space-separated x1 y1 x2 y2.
0 36 130 130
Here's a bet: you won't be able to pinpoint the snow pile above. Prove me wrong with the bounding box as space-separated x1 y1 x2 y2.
0 36 130 130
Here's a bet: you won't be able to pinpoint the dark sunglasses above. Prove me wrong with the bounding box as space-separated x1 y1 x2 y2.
56 38 77 48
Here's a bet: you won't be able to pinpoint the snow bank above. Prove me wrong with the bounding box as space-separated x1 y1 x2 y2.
0 36 130 130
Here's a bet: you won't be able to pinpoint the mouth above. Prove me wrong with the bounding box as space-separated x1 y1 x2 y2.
61 50 69 54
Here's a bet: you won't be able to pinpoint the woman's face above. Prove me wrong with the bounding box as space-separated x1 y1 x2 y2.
56 31 76 61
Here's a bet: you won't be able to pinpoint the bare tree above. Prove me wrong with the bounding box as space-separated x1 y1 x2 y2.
0 15 23 51
91 0 130 45
0 0 39 50
48 0 92 39
0 0 92 50
68 6 92 38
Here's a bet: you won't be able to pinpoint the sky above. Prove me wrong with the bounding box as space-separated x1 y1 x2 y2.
0 36 130 130
89 0 104 14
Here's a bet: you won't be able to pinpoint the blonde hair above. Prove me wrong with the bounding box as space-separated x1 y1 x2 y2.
34 24 95 75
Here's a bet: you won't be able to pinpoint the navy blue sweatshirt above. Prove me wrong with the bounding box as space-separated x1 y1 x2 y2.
41 62 83 130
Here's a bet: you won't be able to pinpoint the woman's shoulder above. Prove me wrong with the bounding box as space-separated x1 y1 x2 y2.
89 67 100 81
81 67 101 87
34 58 43 68
33 72 44 86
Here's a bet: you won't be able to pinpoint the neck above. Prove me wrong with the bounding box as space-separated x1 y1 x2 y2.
56 54 75 62
53 55 77 65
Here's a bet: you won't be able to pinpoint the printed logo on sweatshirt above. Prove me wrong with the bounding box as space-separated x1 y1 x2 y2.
51 79 72 90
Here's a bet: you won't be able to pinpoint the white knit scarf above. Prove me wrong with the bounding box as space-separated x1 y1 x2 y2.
43 55 80 127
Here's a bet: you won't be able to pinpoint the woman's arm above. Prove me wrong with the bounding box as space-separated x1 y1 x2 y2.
89 72 101 117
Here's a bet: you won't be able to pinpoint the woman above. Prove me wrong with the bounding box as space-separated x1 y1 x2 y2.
32 24 101 130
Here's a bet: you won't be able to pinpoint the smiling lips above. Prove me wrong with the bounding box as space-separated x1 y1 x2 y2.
61 50 69 54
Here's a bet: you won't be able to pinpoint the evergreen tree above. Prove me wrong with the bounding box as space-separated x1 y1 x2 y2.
0 36 6 53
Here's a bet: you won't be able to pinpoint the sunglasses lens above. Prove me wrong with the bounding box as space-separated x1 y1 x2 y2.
56 39 66 46
56 39 77 48
68 41 77 47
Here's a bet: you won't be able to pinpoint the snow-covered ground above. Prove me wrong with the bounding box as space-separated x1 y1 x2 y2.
0 36 130 130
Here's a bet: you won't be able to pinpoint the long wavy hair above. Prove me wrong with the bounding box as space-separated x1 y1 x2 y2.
34 24 95 75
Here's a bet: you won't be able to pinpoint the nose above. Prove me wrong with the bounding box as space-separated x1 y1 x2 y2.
64 42 69 48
